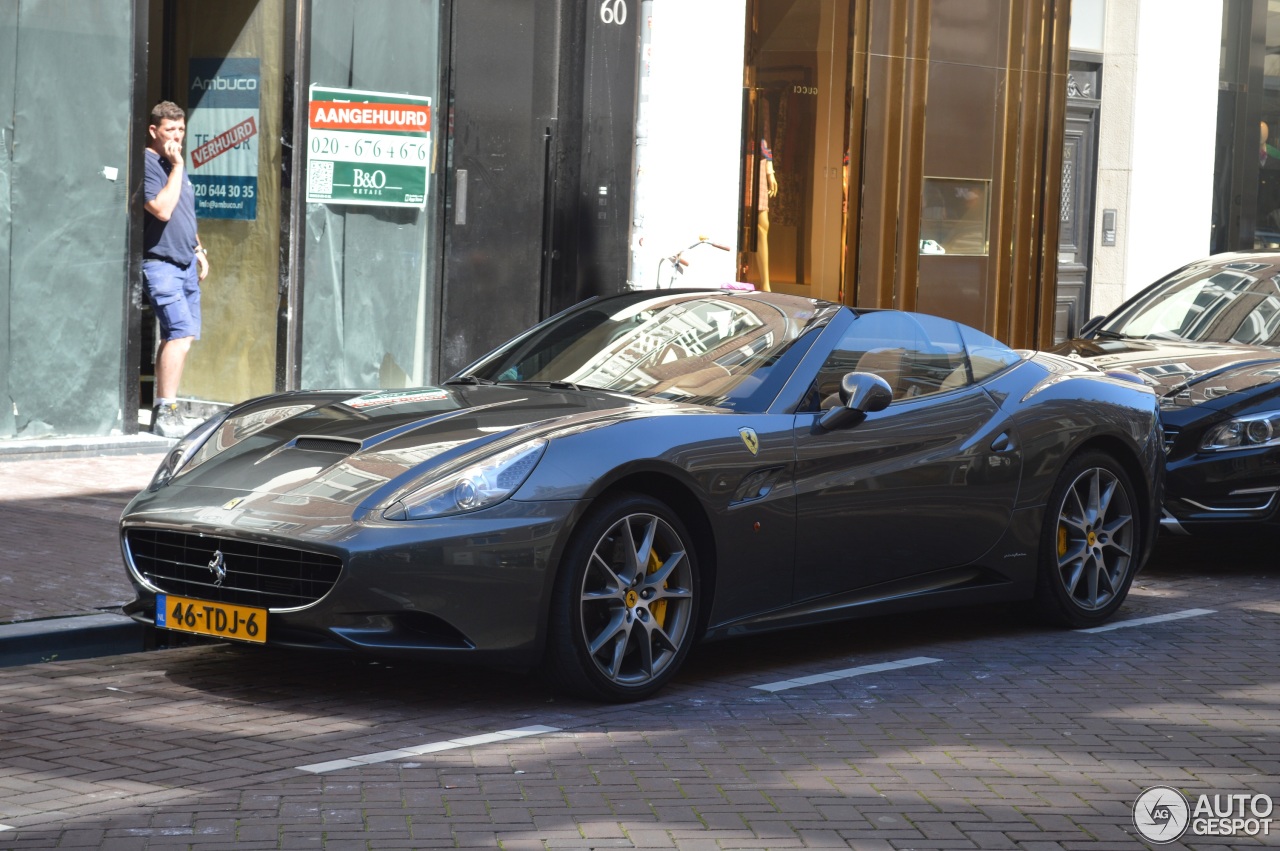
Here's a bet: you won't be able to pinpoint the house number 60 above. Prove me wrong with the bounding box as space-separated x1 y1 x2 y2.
599 0 627 25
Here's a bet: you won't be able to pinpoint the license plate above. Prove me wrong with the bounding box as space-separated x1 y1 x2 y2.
156 594 267 644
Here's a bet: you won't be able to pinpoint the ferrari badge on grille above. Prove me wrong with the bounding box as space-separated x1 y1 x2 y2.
207 550 227 586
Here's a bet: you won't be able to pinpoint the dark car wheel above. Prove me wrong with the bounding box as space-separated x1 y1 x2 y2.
1035 451 1141 628
546 493 700 702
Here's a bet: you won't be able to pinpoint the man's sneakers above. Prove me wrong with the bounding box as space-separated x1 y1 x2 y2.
151 402 188 438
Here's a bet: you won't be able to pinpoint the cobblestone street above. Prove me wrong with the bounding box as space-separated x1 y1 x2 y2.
0 498 1276 849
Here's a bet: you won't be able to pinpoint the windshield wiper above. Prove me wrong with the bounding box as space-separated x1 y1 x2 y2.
499 379 601 391
445 375 497 385
1093 329 1128 340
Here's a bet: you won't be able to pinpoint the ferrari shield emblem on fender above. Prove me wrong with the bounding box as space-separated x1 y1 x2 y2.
739 427 760 456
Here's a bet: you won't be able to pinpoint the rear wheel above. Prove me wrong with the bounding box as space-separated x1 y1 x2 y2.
1035 451 1141 628
546 493 699 702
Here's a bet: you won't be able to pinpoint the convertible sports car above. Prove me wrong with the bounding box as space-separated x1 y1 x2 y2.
1056 251 1280 533
121 289 1163 701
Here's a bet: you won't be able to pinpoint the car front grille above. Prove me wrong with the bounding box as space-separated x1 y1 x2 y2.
125 528 343 610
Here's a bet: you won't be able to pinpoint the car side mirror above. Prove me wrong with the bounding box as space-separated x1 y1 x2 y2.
818 372 893 431
1078 315 1106 338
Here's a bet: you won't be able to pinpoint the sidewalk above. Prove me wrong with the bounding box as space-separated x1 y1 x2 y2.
0 442 171 662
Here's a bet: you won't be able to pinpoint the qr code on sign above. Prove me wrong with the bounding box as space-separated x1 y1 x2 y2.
309 160 334 195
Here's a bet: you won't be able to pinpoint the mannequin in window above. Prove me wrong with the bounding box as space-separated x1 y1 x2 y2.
757 138 778 291
1260 119 1280 239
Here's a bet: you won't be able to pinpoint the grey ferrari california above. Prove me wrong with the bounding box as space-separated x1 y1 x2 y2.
121 289 1164 701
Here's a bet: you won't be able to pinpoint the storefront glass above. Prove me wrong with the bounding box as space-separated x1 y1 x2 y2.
0 1 133 438
741 0 853 302
300 0 443 390
165 0 286 408
1257 0 1280 248
920 177 990 256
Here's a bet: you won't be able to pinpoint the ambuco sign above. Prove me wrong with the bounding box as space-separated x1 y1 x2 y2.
305 85 432 208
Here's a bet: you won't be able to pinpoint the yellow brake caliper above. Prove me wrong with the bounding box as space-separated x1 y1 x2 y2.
647 548 667 627
1057 524 1068 558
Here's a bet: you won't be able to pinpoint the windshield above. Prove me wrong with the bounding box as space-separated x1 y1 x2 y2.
1101 260 1280 345
461 290 836 412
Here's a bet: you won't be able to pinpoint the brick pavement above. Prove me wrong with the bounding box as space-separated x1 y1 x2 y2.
0 452 1277 848
0 452 161 624
0 534 1276 849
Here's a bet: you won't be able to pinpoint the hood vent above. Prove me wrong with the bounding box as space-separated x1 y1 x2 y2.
292 436 362 457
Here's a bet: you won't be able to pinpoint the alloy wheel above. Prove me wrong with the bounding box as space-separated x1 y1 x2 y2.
1053 465 1135 612
577 511 695 688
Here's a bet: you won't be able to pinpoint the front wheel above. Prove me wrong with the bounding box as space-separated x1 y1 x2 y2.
546 493 700 702
1035 451 1141 628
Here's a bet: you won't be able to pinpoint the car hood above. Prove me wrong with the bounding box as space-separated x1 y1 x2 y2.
161 384 680 508
1054 337 1280 404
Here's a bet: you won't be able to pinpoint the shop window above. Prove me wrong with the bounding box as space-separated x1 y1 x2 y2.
1254 1 1280 248
740 0 853 301
300 0 443 390
0 1 132 437
920 177 990 256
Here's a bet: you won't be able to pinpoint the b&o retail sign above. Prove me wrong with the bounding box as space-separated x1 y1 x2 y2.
306 85 432 208
187 57 260 221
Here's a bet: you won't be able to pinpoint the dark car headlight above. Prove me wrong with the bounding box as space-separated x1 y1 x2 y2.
383 439 548 520
1200 410 1280 451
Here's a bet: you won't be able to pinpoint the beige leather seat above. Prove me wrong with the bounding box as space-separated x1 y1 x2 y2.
939 362 970 392
854 347 908 399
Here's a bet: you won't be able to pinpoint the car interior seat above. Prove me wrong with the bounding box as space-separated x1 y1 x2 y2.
854 347 909 399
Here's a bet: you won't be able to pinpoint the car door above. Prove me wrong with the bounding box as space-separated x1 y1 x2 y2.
790 312 1022 601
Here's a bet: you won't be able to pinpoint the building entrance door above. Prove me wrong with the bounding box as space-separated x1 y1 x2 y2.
1057 73 1100 343
142 0 285 415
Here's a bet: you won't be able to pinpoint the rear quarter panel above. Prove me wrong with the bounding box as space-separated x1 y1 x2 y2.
997 356 1163 524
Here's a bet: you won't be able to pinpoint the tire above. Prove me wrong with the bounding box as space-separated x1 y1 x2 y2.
546 493 700 702
1035 451 1142 628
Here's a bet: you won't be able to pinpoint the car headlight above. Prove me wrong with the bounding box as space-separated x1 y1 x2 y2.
149 410 232 489
383 439 548 520
1200 411 1280 451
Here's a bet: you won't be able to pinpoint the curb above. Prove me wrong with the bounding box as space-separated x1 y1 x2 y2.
0 434 175 462
0 613 150 667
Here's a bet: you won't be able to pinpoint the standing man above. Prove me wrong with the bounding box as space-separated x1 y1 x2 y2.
142 101 209 437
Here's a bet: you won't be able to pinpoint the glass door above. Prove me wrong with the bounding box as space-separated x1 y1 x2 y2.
741 0 853 302
156 0 285 407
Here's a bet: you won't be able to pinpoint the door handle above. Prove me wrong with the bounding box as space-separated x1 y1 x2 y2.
990 432 1014 452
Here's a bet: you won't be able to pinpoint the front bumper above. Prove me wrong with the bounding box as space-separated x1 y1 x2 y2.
1160 443 1280 531
121 490 587 666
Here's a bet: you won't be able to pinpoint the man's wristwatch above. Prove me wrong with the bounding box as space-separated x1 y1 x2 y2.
195 246 207 257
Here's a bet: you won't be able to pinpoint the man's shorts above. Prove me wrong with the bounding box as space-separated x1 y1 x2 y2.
142 258 201 341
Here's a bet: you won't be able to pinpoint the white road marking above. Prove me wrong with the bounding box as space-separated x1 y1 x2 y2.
297 724 561 773
1077 608 1216 633
751 656 943 693
0 825 11 832
293 610 1215 773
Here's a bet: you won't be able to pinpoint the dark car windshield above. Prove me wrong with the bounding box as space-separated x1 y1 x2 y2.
460 290 836 412
1100 259 1280 345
